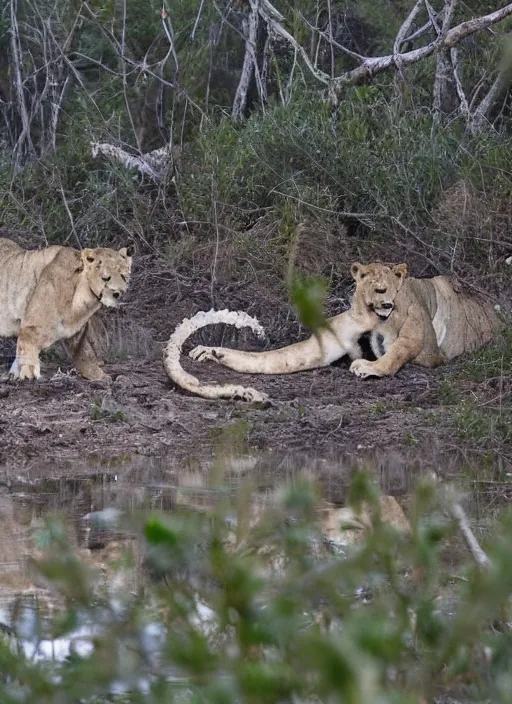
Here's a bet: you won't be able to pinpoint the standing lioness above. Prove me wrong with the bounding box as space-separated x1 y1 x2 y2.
0 237 133 381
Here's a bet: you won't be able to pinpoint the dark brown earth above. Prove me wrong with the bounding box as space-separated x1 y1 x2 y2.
0 335 455 481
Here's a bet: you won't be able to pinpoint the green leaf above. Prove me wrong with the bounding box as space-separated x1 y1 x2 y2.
289 275 330 334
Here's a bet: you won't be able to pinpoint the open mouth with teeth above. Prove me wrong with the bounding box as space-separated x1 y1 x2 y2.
369 303 394 320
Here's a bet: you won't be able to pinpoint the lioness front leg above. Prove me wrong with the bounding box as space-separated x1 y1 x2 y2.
350 319 423 379
10 326 42 380
350 358 387 379
189 312 366 375
350 338 423 378
63 322 109 381
189 336 336 374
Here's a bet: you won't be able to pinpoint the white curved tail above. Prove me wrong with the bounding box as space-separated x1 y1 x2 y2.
163 309 270 403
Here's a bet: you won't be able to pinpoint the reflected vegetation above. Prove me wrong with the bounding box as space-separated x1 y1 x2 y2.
1 445 510 622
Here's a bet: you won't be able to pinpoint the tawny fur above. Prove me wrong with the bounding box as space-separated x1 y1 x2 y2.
0 237 133 381
349 264 500 378
184 263 406 392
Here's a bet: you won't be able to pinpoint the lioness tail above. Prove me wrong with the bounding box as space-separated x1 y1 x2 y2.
163 309 269 403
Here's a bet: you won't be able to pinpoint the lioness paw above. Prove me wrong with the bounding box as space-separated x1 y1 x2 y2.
189 346 222 363
231 386 270 405
11 361 41 380
82 368 111 382
349 359 382 379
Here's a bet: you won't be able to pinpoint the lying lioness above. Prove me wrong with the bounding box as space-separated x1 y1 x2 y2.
0 237 133 381
348 263 499 378
164 262 500 402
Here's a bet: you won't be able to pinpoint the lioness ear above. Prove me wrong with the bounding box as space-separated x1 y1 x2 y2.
351 262 364 281
82 249 96 264
393 263 407 280
119 244 135 258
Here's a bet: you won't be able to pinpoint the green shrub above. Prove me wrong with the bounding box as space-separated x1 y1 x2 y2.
177 88 512 276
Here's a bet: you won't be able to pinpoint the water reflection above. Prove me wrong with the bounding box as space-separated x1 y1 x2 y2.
0 447 509 627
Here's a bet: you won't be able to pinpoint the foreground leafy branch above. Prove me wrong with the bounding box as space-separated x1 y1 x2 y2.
2 475 512 703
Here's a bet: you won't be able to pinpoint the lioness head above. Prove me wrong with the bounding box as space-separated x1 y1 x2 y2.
351 262 407 320
81 245 134 308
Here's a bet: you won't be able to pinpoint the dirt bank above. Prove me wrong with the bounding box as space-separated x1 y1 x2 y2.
0 349 454 481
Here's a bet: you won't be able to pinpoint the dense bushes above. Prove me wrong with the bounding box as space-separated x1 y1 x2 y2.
2 0 512 288
2 88 512 285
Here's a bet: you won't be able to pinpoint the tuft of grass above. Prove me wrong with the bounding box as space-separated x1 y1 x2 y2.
452 403 512 445
454 326 512 384
405 432 419 446
89 401 102 421
438 326 512 450
89 401 127 423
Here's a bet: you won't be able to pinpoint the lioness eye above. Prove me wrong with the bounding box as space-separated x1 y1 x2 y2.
102 275 111 282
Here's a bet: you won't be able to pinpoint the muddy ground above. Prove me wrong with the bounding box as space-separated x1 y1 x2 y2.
0 331 461 481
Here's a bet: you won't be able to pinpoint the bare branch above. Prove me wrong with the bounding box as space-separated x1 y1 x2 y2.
120 0 140 150
394 0 424 56
433 49 454 116
161 5 179 82
404 17 437 43
191 0 206 40
284 46 298 104
255 0 512 96
298 11 367 63
326 0 334 79
259 0 330 86
450 47 471 118
9 0 35 165
441 0 458 36
49 73 72 151
444 2 512 47
232 0 265 118
331 2 512 90
471 69 509 132
58 179 80 247
260 32 271 103
431 0 459 117
424 0 441 35
331 42 437 86
451 501 492 570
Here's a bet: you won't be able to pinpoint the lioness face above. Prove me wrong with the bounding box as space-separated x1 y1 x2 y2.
350 262 407 320
82 245 134 308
